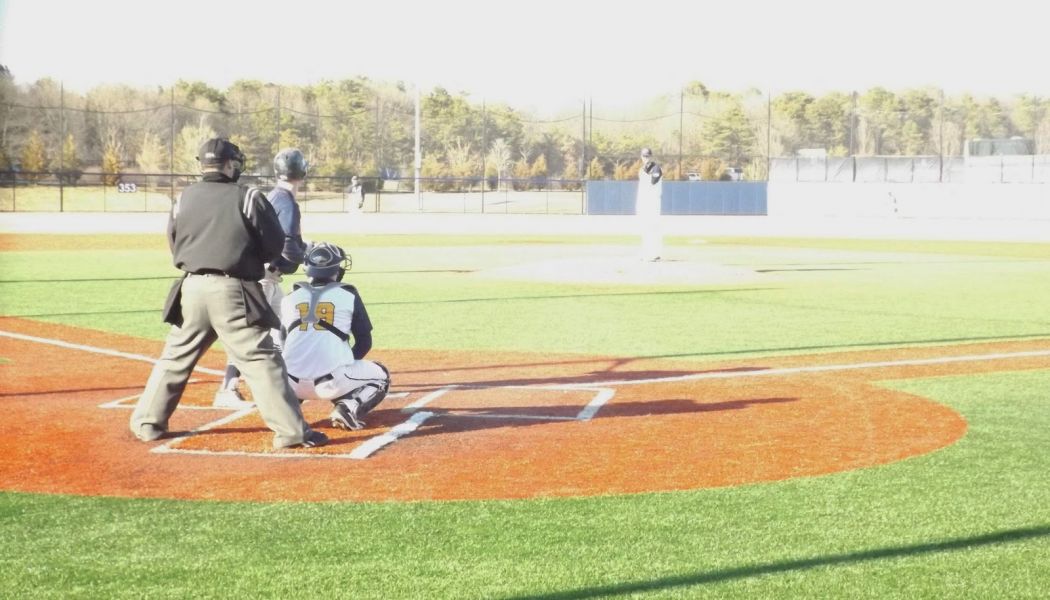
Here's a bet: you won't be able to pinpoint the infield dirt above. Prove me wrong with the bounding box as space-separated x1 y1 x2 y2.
4 316 1047 502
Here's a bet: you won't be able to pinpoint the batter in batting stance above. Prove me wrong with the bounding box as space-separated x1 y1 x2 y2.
279 242 391 430
214 147 310 409
130 138 327 449
637 147 664 261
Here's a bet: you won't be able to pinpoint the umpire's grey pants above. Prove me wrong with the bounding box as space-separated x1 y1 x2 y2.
130 274 313 448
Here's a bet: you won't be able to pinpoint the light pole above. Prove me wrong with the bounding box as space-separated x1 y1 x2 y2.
414 84 422 210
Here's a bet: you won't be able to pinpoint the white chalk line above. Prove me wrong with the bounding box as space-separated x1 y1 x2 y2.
9 326 1047 394
401 384 613 421
0 329 225 376
153 447 367 460
404 385 458 410
151 406 258 453
98 380 227 411
538 348 1050 389
7 328 1050 460
153 410 438 461
97 394 145 409
349 411 435 459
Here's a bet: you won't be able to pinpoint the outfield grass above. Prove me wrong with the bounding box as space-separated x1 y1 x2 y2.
1 235 1048 358
0 234 1047 598
0 185 173 212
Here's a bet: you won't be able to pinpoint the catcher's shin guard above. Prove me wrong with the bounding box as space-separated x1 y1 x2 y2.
357 361 391 416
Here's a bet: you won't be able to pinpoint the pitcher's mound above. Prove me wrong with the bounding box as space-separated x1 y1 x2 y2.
480 255 764 285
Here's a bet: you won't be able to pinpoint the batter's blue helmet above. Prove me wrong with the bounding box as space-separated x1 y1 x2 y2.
274 148 308 181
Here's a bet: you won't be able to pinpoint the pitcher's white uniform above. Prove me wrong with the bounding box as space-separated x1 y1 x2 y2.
637 149 663 261
279 281 387 403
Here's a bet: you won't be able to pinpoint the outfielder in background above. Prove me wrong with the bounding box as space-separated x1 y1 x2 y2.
637 147 664 261
346 175 364 212
214 148 310 409
279 242 391 430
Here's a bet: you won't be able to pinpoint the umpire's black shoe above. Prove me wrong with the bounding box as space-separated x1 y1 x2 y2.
135 423 166 442
330 400 365 431
287 430 329 449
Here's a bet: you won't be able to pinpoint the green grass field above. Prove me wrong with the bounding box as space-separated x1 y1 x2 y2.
0 185 587 214
0 185 174 212
0 234 1048 598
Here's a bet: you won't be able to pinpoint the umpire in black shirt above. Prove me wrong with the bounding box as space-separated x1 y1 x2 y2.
130 138 328 449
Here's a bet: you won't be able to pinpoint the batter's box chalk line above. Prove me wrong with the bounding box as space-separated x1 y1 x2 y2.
147 384 611 460
6 328 1041 460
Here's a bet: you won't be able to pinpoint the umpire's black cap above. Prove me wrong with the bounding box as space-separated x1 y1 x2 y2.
197 138 244 166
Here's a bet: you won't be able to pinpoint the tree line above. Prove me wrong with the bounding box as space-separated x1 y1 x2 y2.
2 65 1048 187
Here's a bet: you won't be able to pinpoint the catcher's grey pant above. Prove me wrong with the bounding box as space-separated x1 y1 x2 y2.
288 360 389 409
130 273 314 449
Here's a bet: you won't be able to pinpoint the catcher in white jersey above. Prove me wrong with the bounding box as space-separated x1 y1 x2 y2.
279 242 390 430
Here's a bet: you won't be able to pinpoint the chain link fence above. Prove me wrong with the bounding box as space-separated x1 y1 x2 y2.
0 172 587 214
3 80 1050 212
771 155 1050 183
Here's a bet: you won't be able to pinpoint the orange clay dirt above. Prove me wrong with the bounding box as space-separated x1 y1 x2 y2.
1 316 1047 503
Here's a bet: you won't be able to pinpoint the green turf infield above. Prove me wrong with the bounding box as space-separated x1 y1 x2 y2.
0 234 1047 598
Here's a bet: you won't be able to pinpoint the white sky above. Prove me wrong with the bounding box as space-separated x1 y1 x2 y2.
1 0 1046 113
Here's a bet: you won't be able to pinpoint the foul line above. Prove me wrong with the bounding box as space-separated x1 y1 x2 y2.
153 447 368 460
6 327 1048 392
0 329 225 377
543 349 1050 389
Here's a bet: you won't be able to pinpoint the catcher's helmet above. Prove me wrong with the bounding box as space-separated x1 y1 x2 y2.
304 242 351 281
274 148 308 181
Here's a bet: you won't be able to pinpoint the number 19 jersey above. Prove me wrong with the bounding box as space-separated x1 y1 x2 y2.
279 282 372 380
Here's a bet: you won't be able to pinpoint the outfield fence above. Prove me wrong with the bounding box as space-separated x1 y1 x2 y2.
0 173 587 214
771 155 1050 183
9 81 1050 201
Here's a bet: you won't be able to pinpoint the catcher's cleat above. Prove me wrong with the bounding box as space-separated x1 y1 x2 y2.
213 388 254 410
330 399 365 431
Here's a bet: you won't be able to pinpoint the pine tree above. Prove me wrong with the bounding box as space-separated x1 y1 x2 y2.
587 157 605 180
420 153 447 191
511 158 530 191
102 136 123 186
58 134 82 184
561 159 581 191
136 132 167 175
174 121 216 175
21 130 48 181
529 154 547 190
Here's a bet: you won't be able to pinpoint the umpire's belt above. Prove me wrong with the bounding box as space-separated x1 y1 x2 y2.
189 269 241 279
288 373 335 385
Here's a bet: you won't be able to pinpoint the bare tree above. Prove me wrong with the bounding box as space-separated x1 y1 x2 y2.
485 138 511 190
